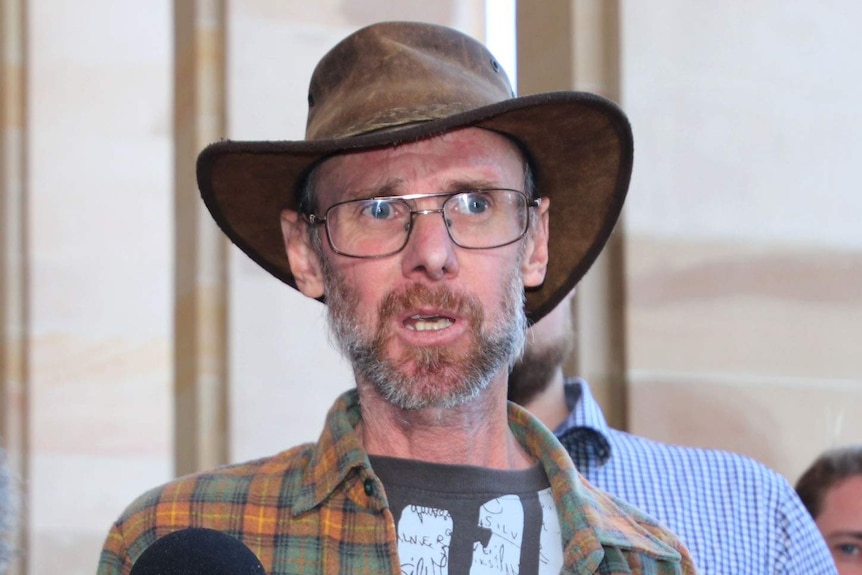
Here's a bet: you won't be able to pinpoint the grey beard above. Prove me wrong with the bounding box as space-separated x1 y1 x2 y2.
321 255 528 410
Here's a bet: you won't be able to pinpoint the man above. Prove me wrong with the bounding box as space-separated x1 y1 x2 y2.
796 445 862 574
509 292 838 574
99 22 696 574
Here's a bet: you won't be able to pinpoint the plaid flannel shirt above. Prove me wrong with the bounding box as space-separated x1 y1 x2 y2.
98 389 697 574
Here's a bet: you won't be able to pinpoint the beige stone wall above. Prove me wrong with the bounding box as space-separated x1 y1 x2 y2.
620 1 862 481
1 1 858 574
23 1 173 574
517 0 860 483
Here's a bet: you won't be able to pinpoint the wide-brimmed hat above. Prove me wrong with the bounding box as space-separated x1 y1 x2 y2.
197 21 632 324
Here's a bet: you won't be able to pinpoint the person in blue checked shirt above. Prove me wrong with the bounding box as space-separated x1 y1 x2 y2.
100 22 697 574
508 291 837 574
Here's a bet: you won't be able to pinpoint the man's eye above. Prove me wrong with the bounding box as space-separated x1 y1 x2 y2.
458 193 491 215
361 200 396 220
836 542 861 557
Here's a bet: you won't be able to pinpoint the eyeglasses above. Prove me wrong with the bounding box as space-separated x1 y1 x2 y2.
303 189 539 258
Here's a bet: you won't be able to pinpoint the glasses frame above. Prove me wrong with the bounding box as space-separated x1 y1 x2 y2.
303 189 540 259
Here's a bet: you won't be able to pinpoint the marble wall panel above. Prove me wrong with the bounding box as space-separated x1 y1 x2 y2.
625 238 861 380
620 0 862 486
621 0 862 251
628 372 861 482
623 235 860 481
28 0 172 573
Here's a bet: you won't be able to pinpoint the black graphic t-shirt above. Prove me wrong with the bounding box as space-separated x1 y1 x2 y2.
369 455 564 575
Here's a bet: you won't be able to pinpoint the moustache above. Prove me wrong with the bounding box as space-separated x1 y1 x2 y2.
376 284 484 330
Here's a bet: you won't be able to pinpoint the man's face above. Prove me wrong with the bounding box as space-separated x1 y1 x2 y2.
507 293 575 406
300 128 548 410
816 475 862 574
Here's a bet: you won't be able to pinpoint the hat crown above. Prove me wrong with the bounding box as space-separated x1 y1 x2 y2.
306 21 515 140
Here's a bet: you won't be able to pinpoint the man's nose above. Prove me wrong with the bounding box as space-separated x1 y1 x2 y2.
399 210 459 281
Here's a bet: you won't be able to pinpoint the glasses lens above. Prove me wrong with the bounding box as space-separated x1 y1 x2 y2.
326 198 410 257
444 190 529 249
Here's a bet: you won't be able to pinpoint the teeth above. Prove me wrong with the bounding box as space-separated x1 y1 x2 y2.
409 316 454 331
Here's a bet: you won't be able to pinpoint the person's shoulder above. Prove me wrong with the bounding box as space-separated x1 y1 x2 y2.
137 445 310 508
106 444 315 554
587 430 836 573
576 475 698 574
607 428 795 493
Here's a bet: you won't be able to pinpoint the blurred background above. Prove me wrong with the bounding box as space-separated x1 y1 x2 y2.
0 1 859 574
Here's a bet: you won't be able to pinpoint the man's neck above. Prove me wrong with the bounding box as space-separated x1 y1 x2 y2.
357 376 535 470
522 368 570 432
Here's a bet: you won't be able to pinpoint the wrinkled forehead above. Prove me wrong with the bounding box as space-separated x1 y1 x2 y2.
307 127 527 208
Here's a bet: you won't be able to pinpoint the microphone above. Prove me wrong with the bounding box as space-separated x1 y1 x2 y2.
130 527 266 575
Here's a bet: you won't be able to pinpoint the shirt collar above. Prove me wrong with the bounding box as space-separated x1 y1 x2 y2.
294 388 681 566
293 389 380 514
507 401 683 567
555 378 613 468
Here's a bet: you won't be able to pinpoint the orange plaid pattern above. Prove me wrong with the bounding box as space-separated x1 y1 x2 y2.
98 390 696 574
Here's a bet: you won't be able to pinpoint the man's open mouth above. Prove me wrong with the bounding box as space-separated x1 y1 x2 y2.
405 314 455 332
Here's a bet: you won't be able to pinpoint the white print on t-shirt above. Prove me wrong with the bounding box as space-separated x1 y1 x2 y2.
396 488 563 575
397 505 451 575
537 488 564 572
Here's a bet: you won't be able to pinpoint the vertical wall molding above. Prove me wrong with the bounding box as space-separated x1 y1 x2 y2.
173 0 229 476
517 0 628 430
0 0 29 573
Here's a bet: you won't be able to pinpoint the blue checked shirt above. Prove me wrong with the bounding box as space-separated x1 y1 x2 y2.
557 378 836 575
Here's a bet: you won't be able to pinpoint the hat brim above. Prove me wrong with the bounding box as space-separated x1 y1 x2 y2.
197 91 632 324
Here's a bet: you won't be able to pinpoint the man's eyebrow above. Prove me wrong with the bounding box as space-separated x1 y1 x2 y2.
826 530 862 540
342 179 405 200
442 178 507 192
339 177 511 201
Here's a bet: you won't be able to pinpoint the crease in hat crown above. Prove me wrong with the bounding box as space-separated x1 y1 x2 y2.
305 21 516 141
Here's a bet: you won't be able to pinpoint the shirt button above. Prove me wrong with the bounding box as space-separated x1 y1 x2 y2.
364 479 375 496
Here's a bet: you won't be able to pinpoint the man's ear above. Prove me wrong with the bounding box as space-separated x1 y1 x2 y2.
281 209 325 299
521 197 550 288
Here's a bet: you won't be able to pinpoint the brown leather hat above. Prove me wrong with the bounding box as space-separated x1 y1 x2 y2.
197 21 632 324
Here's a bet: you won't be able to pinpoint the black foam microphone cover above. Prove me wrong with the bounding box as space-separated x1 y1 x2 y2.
129 527 266 575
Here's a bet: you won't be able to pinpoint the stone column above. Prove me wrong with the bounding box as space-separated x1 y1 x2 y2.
173 0 229 475
517 0 628 429
0 0 29 573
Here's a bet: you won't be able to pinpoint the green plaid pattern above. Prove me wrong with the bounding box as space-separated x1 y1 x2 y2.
98 390 696 574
